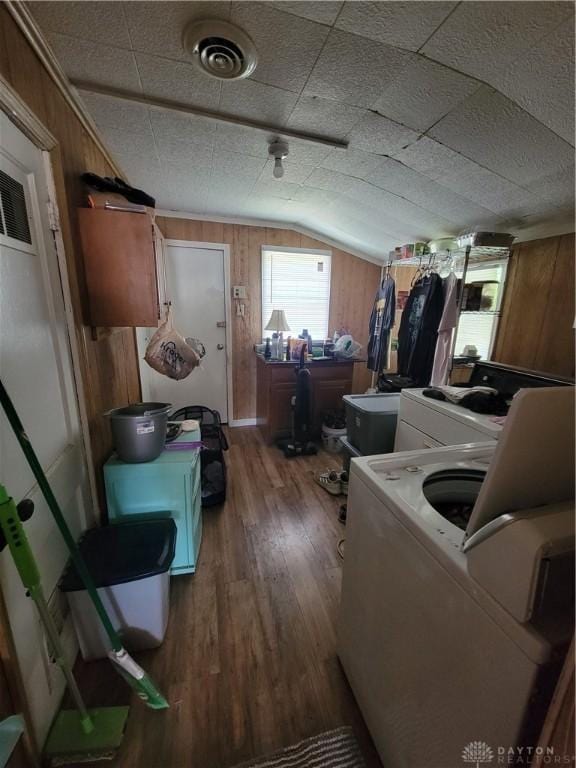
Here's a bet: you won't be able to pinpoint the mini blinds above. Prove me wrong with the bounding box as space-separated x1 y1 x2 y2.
454 264 506 360
262 248 331 340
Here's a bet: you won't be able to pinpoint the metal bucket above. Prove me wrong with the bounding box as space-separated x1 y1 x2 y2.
106 403 172 463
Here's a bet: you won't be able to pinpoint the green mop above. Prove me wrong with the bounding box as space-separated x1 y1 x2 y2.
0 483 129 763
0 381 168 745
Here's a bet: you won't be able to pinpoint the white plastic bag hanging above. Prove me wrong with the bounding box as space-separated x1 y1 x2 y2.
144 309 201 380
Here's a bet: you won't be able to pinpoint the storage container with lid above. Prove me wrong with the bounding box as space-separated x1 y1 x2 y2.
343 393 400 455
60 519 176 660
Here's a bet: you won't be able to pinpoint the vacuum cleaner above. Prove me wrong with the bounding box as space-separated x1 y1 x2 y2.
277 347 317 458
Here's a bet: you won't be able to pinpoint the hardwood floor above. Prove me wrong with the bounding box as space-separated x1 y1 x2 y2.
72 427 381 768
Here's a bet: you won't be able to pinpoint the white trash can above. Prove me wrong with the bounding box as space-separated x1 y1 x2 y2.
60 519 176 660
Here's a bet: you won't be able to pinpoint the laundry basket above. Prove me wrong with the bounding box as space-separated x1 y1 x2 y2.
171 406 228 507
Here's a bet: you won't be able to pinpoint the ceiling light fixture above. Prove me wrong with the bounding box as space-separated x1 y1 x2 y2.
269 140 289 179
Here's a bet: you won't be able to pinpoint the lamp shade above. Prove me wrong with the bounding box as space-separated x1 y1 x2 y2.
265 309 290 333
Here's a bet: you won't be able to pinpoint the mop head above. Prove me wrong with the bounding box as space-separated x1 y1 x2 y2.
44 707 129 766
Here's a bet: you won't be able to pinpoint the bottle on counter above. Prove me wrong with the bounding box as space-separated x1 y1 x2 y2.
264 337 271 360
286 337 291 361
271 333 279 359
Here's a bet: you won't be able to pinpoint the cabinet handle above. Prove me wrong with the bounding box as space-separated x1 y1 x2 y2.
217 344 224 350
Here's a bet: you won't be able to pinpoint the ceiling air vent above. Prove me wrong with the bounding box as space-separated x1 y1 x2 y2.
183 20 258 81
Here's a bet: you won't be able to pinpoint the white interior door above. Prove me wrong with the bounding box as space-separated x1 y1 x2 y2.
0 111 92 746
138 243 229 420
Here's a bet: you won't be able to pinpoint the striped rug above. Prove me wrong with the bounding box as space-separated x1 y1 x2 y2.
231 727 366 768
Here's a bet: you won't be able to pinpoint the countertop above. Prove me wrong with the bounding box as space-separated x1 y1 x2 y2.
255 353 365 365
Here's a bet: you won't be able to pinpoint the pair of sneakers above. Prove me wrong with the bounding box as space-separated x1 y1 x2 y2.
315 469 349 496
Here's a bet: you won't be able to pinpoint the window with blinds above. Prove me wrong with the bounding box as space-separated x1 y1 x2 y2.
453 263 507 359
261 247 331 340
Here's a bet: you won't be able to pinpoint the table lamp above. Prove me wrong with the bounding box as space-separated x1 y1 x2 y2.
265 310 290 359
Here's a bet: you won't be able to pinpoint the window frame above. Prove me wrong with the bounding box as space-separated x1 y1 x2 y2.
261 244 332 341
453 258 509 361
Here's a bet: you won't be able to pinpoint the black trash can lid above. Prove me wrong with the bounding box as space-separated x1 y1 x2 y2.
60 519 177 592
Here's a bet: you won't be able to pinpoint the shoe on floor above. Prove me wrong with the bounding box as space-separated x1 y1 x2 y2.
315 469 341 495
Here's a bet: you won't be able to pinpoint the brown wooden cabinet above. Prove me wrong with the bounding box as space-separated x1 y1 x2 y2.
78 208 163 327
256 354 356 443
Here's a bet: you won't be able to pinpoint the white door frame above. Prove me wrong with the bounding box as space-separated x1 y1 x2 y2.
0 74 99 518
164 239 234 423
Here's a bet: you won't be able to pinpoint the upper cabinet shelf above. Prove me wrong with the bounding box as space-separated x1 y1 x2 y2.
78 208 165 328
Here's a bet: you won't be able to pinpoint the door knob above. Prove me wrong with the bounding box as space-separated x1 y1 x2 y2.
217 344 224 350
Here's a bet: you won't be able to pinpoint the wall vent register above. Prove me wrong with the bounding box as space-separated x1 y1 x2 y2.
0 169 32 244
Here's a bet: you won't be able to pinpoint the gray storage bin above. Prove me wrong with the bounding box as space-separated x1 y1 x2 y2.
343 393 400 455
340 435 363 473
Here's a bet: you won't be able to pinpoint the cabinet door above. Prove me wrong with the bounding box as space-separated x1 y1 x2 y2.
312 377 352 433
153 223 168 322
79 208 159 327
394 420 442 452
270 381 296 436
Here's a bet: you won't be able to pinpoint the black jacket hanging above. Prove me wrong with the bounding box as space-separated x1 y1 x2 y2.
397 273 444 386
367 276 396 373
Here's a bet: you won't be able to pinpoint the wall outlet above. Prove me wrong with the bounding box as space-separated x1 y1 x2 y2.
233 286 247 299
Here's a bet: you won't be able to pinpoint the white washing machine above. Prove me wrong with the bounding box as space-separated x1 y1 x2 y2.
339 388 575 768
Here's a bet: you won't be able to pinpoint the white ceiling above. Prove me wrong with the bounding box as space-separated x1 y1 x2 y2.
30 1 575 260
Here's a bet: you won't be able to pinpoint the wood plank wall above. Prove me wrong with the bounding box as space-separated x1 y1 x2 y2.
493 233 575 379
0 7 141 508
156 218 382 420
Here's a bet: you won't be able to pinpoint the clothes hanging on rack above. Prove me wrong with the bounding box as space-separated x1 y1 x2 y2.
397 272 444 386
430 271 458 387
367 275 396 373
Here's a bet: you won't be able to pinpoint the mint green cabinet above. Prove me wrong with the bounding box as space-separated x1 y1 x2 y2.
104 432 202 575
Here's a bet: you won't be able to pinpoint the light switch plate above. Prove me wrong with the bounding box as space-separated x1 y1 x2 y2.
233 286 247 299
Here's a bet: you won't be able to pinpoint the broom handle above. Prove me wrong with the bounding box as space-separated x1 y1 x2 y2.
31 587 94 734
0 379 122 652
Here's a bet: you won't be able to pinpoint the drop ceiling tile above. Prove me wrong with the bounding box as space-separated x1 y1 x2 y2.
524 166 576 211
220 79 298 125
252 179 302 200
155 135 214 170
135 53 221 109
100 126 159 161
215 123 267 157
30 1 132 48
272 2 343 25
435 163 555 218
211 151 267 180
230 2 329 92
428 86 574 186
421 1 572 82
373 56 480 132
335 1 457 52
78 91 152 135
124 1 231 62
286 96 365 141
149 110 215 150
119 156 163 197
260 159 315 184
348 112 419 155
304 29 413 108
488 20 575 146
46 33 141 91
365 156 501 226
304 167 454 233
160 161 213 193
321 148 380 180
284 138 332 166
390 137 469 181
